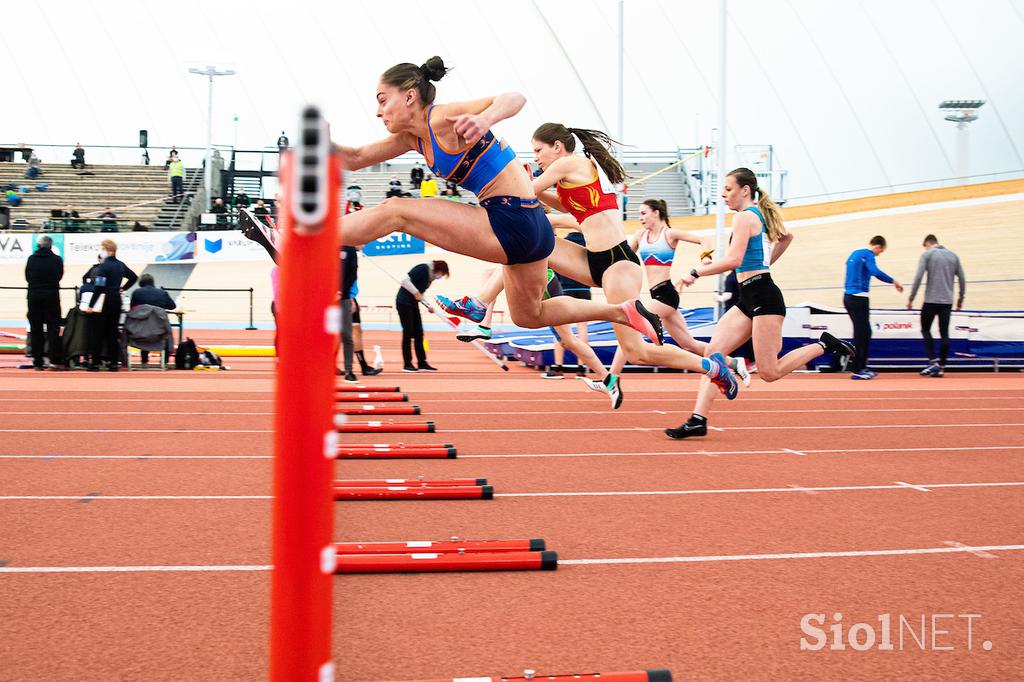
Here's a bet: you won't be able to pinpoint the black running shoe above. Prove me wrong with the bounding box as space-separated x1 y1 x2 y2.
239 208 279 263
361 366 382 376
819 332 857 371
402 364 418 373
417 363 438 372
665 419 708 439
343 371 358 383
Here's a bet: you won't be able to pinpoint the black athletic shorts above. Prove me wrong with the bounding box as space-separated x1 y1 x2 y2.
650 279 680 310
561 288 592 301
736 273 786 318
351 297 362 324
586 240 641 287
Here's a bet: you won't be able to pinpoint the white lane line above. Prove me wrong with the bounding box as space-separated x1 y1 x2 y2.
0 495 271 501
442 423 1024 433
0 455 273 459
559 544 1024 567
5 544 1022 574
4 407 1024 418
894 481 932 492
0 565 272 574
494 481 1024 498
3 480 1022 501
0 444 1021 461
782 448 808 456
786 484 819 495
0 395 1019 404
943 541 998 559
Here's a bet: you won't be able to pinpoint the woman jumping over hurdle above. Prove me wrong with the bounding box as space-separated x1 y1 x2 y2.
665 167 855 439
606 198 750 385
440 122 740 405
335 56 662 343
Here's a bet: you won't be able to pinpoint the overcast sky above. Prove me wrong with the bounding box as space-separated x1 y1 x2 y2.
4 0 1022 201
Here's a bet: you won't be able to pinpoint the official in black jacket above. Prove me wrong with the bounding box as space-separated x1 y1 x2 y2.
86 239 138 371
395 260 448 372
24 236 64 369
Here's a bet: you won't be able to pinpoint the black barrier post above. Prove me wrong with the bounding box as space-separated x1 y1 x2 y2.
247 288 257 330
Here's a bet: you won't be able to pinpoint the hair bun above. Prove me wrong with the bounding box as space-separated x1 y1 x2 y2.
419 56 448 82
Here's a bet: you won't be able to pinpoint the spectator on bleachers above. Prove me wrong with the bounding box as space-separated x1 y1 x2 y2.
419 173 438 199
345 184 364 213
386 176 407 198
71 143 86 169
210 197 228 228
62 204 80 231
25 153 42 179
100 207 118 233
441 179 460 198
168 153 185 203
5 189 20 207
410 161 424 189
277 131 289 153
130 273 177 366
235 190 251 209
25 236 65 370
253 199 270 218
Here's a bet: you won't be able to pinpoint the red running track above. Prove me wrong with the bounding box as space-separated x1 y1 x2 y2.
0 330 1022 680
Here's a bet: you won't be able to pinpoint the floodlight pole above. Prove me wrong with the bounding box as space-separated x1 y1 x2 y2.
189 65 236 211
939 100 985 184
714 0 728 320
617 0 625 212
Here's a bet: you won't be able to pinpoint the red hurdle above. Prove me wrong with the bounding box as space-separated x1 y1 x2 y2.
399 671 671 682
335 538 545 555
335 443 456 459
332 485 493 501
336 385 402 393
335 392 409 403
270 107 337 680
334 477 486 487
336 404 420 416
334 550 557 574
338 420 435 433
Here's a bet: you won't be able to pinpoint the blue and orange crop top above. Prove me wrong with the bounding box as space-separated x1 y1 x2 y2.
416 105 516 195
736 205 773 273
636 228 676 266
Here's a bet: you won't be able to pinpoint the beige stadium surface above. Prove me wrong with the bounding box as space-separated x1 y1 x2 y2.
1 180 1020 325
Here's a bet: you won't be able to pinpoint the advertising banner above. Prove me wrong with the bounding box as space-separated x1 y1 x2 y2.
362 231 425 257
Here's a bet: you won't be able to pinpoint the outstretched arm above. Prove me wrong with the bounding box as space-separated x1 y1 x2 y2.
337 133 416 171
770 232 794 264
444 92 526 145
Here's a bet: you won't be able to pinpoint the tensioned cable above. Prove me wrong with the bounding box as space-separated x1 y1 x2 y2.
786 0 892 190
530 0 611 132
858 5 954 176
726 15 830 196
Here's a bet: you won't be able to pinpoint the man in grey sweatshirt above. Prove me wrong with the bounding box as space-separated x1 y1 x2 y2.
907 234 966 377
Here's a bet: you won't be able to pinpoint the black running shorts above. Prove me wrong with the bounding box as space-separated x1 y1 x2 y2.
736 273 786 318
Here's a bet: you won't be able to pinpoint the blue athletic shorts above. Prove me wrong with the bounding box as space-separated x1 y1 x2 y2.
480 196 555 265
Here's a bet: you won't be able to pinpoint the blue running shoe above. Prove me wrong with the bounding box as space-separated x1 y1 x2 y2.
436 295 487 323
851 371 874 380
708 352 739 400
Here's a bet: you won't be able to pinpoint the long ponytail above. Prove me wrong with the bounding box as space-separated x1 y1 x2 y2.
532 123 627 184
728 167 786 242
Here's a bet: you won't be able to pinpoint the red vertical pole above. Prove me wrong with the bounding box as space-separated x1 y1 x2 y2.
271 106 339 681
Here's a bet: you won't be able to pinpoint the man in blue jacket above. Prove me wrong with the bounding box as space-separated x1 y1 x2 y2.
843 236 903 380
